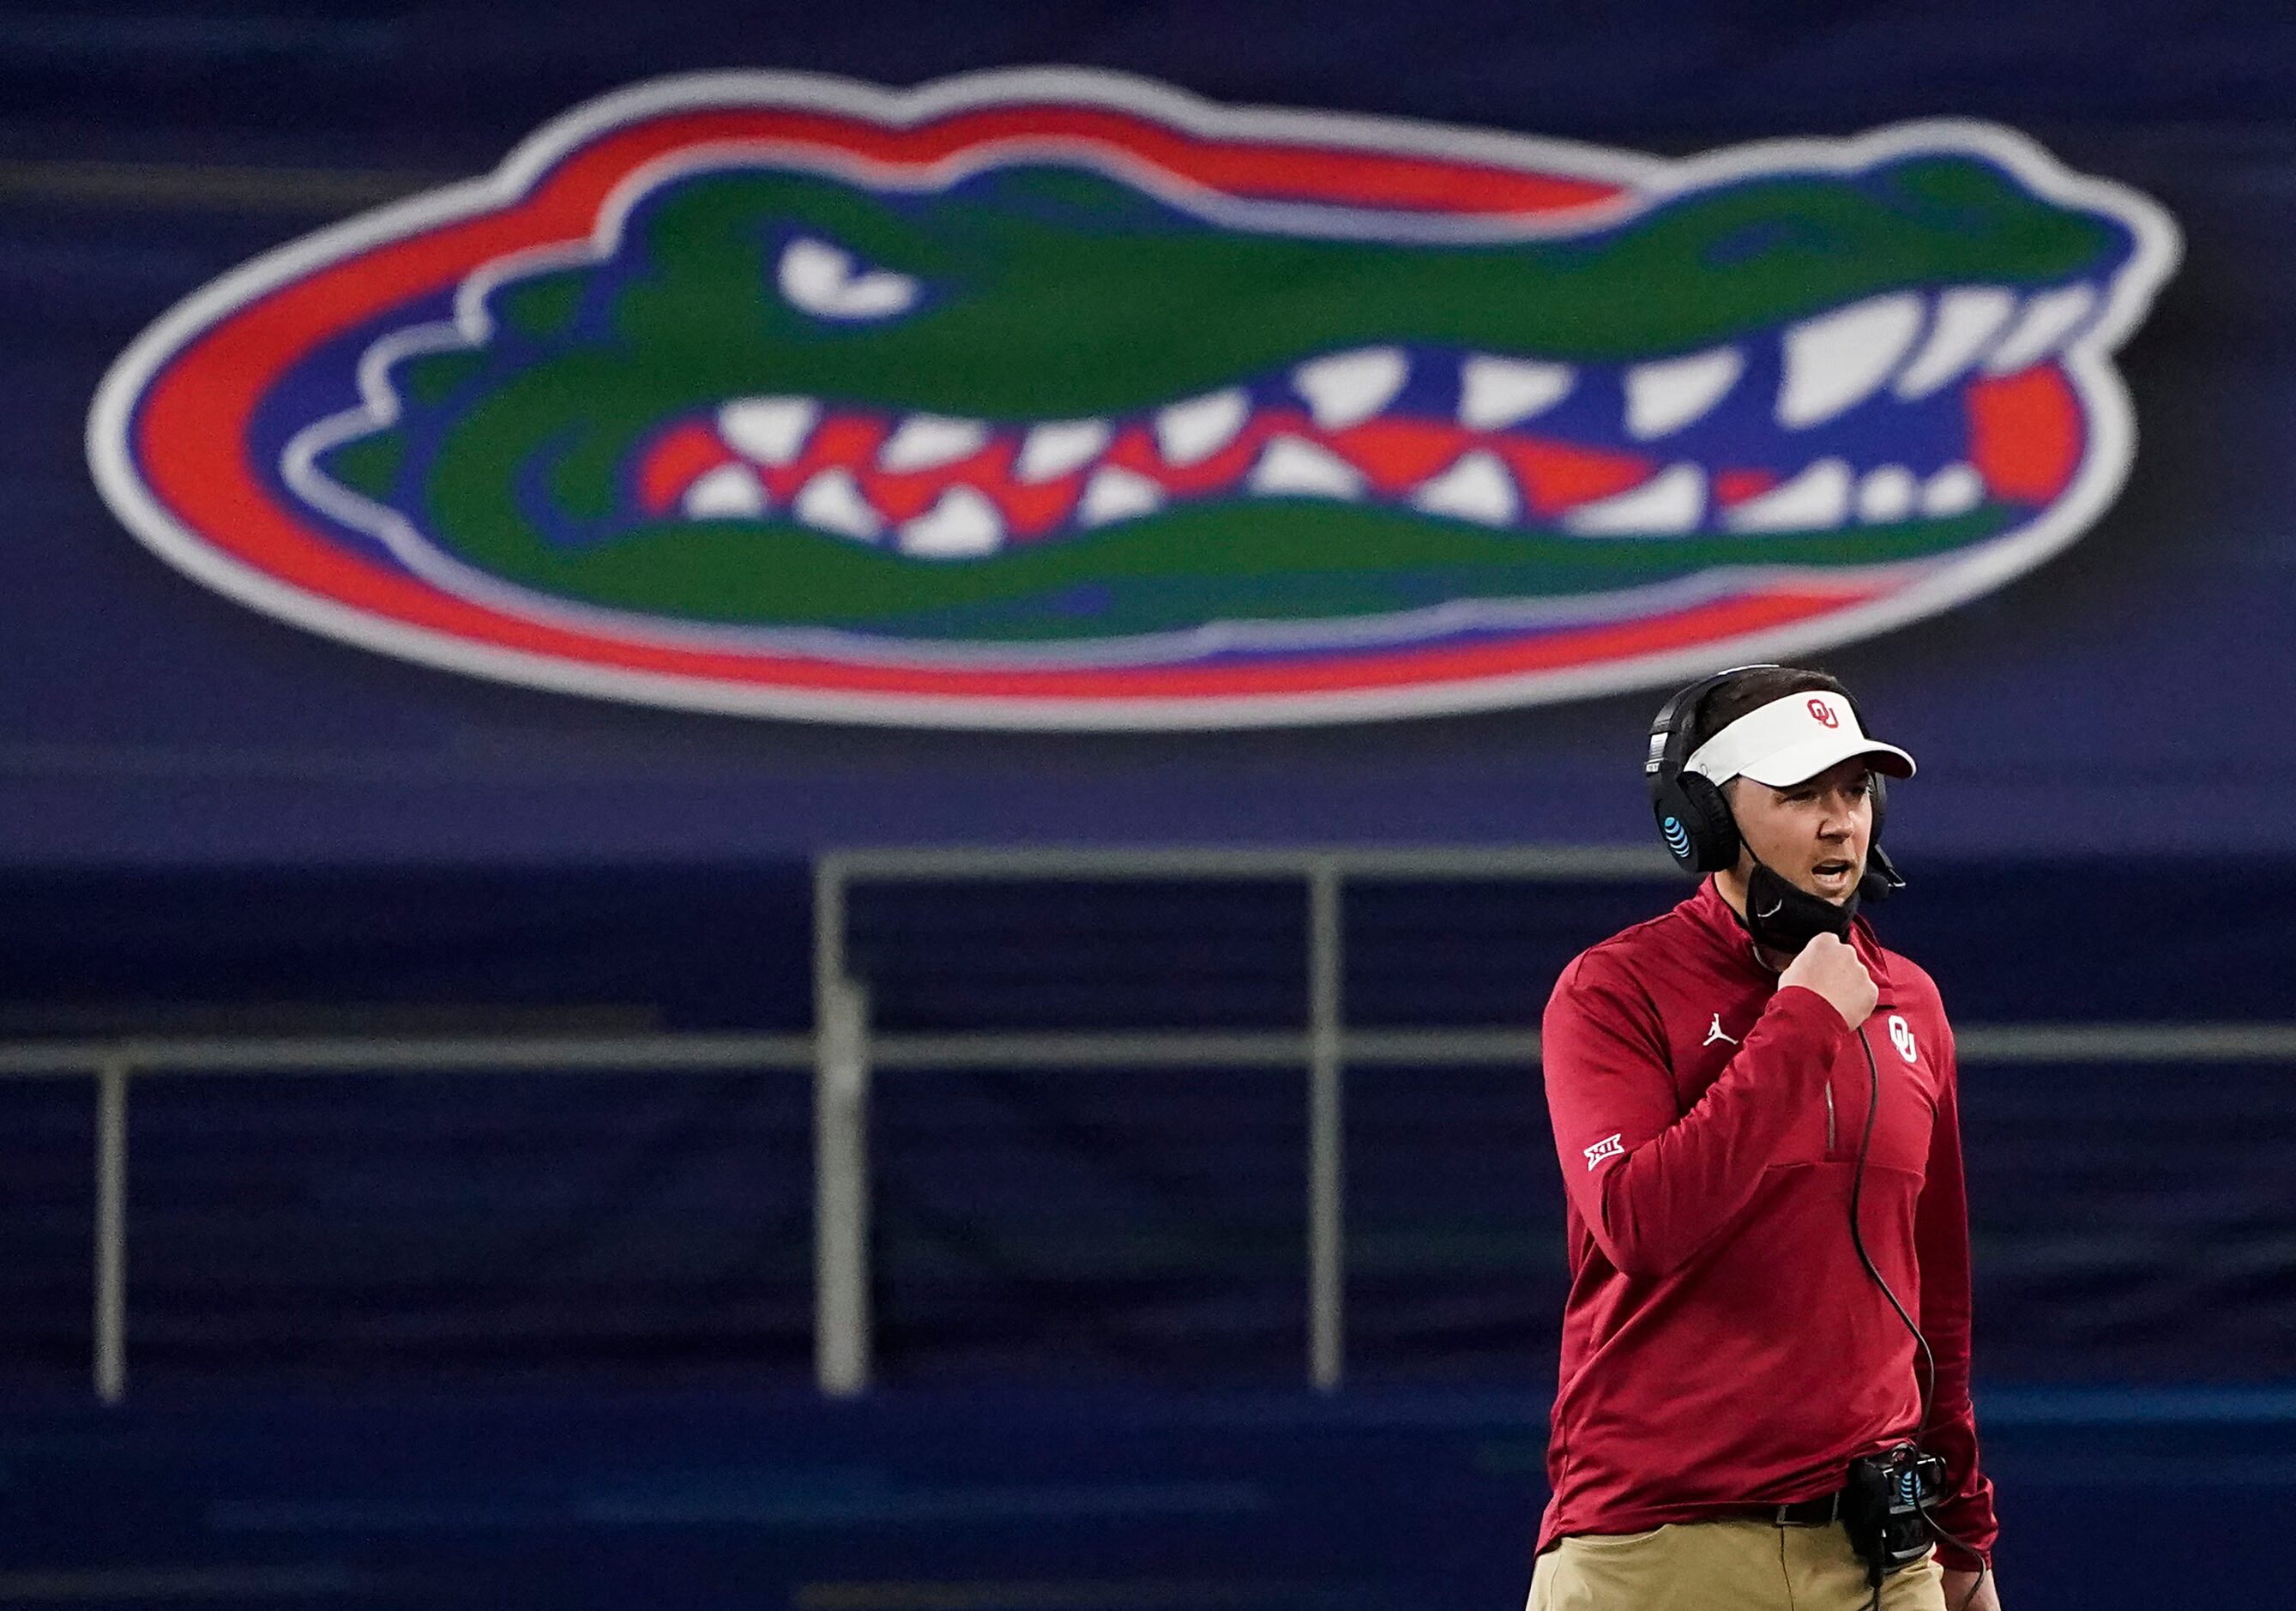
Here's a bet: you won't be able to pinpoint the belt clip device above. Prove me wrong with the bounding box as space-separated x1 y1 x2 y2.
1841 1443 1947 1585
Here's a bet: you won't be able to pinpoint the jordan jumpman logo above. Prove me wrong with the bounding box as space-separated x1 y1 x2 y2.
1704 1012 1739 1047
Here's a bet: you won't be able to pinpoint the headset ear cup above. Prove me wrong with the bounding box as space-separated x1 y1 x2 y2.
1652 782 1700 871
1647 664 1777 876
1677 773 1739 872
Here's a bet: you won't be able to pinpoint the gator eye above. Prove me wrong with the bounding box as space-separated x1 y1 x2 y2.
775 236 920 321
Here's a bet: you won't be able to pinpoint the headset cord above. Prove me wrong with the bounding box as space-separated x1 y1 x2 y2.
1851 1025 1993 1611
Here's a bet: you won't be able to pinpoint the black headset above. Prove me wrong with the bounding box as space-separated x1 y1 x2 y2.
1643 663 1901 900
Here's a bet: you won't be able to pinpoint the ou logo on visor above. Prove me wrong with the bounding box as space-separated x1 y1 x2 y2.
1808 698 1841 729
1888 1014 1919 1064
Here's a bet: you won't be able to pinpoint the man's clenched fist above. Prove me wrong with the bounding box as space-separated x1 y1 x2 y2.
1777 932 1877 1029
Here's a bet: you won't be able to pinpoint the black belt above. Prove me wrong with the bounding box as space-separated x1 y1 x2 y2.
1724 1490 1845 1528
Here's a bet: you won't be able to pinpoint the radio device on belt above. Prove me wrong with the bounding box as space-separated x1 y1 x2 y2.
1841 1442 1949 1587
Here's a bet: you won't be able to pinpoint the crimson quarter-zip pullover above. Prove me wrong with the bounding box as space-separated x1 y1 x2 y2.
1534 878 1998 1572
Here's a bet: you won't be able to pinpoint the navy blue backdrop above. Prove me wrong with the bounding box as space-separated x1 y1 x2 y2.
3 0 2289 1347
3 0 2291 1387
1 9 2293 1608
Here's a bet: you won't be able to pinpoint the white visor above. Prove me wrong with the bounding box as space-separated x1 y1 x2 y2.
1684 691 1915 788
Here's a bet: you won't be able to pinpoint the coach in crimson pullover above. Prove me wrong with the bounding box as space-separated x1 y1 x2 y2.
1532 667 2000 1611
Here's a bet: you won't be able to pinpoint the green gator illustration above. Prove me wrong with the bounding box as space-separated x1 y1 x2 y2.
314 152 2131 645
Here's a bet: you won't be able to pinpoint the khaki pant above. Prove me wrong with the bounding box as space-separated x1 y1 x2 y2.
1529 1517 1943 1610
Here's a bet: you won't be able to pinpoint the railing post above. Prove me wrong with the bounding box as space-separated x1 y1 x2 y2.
813 857 873 1397
93 1058 130 1406
815 977 872 1397
1306 859 1345 1391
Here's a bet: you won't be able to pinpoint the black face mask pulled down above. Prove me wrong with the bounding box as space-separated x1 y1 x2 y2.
1739 858 1859 956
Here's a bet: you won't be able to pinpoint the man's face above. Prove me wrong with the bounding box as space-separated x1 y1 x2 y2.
1725 756 1874 903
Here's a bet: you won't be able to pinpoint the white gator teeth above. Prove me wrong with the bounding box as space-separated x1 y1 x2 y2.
1246 436 1366 498
1410 450 1519 526
1984 284 2097 373
879 414 989 472
1779 293 1925 428
1725 459 1852 532
681 464 767 519
1015 419 1111 482
1857 465 1918 524
1292 347 1408 431
1564 464 1704 535
1076 466 1166 527
792 468 883 541
1626 347 1743 440
1919 463 1985 517
1894 287 2017 399
897 486 1004 558
1154 389 1250 466
1458 355 1574 430
718 396 820 465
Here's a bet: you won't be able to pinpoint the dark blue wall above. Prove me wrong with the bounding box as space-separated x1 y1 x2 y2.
1 14 2291 1608
4 864 2290 1393
2 1388 2291 1610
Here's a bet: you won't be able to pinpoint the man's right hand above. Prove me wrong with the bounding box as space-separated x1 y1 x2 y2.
1777 932 1877 1029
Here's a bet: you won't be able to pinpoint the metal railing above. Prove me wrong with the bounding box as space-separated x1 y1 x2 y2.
809 844 1668 1397
6 844 2296 1406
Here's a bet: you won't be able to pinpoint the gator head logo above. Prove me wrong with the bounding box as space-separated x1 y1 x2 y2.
90 70 2178 728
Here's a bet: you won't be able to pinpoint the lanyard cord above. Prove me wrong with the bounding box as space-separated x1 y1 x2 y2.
1849 1024 1936 1444
1851 1024 1993 1611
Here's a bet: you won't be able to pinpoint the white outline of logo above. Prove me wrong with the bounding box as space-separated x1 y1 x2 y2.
86 69 2184 729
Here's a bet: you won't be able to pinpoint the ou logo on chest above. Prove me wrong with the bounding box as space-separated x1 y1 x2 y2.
1887 1013 1919 1064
